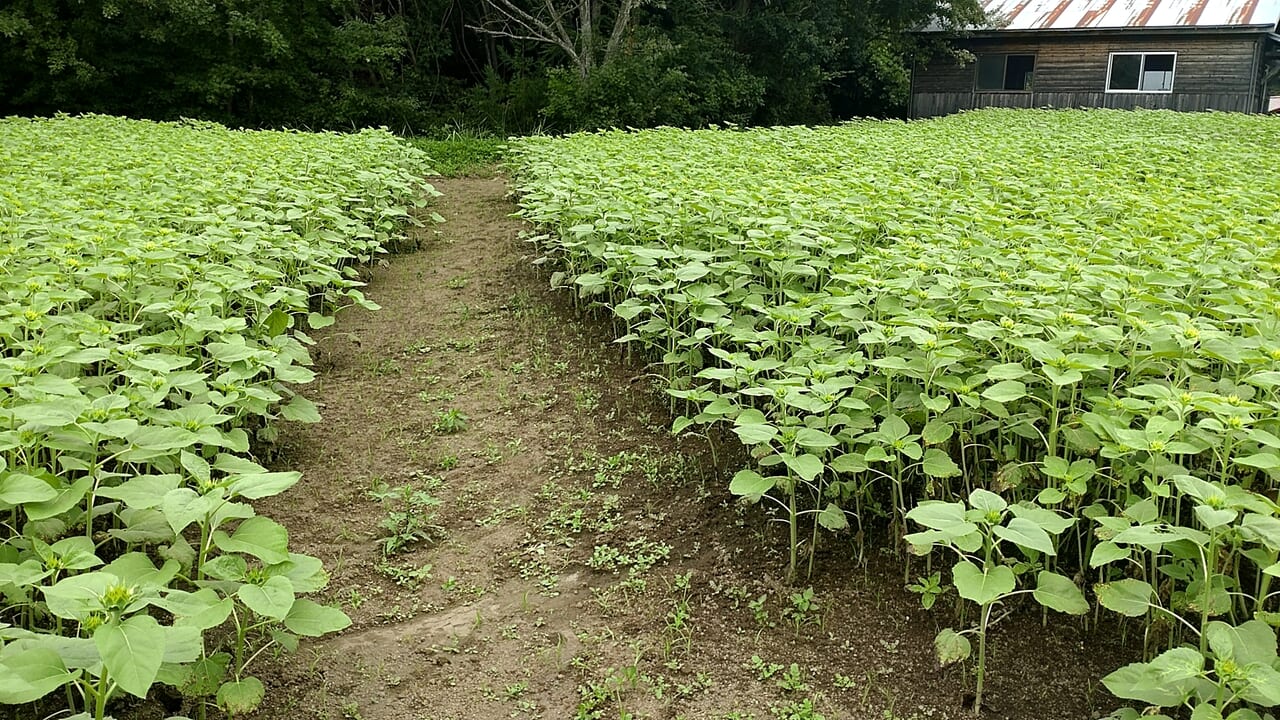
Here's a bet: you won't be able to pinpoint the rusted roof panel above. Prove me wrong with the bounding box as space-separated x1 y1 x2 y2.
980 0 1280 29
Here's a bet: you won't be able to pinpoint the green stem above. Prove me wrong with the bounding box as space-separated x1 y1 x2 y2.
1257 550 1276 618
1200 530 1217 656
975 602 991 716
807 493 820 580
197 521 212 581
64 682 78 715
1047 384 1061 458
788 479 799 584
94 673 110 720
233 605 248 677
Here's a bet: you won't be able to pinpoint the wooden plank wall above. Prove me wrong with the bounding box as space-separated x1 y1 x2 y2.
911 33 1264 117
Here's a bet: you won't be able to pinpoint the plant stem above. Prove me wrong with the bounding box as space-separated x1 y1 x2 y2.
975 602 991 716
94 673 110 720
788 480 799 584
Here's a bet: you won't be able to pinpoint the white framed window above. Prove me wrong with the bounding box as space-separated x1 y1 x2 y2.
975 54 1036 92
1107 52 1176 93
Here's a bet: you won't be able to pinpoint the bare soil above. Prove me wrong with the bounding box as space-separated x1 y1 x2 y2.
253 177 1135 720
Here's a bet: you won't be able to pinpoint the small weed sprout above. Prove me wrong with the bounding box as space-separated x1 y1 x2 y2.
783 587 821 633
433 407 468 434
748 655 784 681
907 572 944 610
776 664 810 693
748 594 774 629
368 479 444 556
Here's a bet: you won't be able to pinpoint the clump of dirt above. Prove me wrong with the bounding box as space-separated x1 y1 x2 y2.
253 178 1135 720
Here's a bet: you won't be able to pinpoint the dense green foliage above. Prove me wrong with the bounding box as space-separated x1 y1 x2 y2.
408 133 506 177
0 115 431 717
0 0 982 132
510 109 1280 717
0 0 461 130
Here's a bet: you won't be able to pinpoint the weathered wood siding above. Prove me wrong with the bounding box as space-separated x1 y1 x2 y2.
911 33 1265 117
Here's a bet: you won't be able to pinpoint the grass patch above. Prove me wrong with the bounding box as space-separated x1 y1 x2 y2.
409 132 505 177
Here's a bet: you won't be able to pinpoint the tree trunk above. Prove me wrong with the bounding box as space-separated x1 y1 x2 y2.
577 0 596 79
468 0 643 82
603 0 636 65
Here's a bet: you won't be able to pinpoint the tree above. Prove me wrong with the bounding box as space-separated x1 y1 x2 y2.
468 0 649 80
699 0 987 122
0 0 991 130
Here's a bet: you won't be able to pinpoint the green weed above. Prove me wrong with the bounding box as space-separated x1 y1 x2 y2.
433 408 469 434
407 134 504 177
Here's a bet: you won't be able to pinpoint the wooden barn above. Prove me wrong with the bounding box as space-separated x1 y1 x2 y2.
910 0 1280 117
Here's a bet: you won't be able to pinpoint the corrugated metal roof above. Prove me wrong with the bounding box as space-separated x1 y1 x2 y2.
980 0 1280 30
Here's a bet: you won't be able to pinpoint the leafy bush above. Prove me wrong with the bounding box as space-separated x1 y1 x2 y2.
542 29 764 131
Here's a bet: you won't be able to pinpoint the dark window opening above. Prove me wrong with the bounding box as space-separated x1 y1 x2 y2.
976 54 1036 92
1108 52 1176 93
1109 54 1141 90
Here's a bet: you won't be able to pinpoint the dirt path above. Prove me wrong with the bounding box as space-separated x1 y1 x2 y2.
254 178 1128 720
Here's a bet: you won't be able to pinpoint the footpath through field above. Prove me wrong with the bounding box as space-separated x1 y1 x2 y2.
254 178 1122 720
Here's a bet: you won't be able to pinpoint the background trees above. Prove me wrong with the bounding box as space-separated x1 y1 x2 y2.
0 0 985 132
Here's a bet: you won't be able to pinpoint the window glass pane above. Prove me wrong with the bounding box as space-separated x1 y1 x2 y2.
1141 54 1175 91
1144 53 1175 72
1004 55 1035 90
1109 54 1141 90
1140 69 1174 91
976 55 1005 91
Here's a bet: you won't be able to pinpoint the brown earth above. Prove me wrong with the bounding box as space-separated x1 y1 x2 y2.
252 176 1137 720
